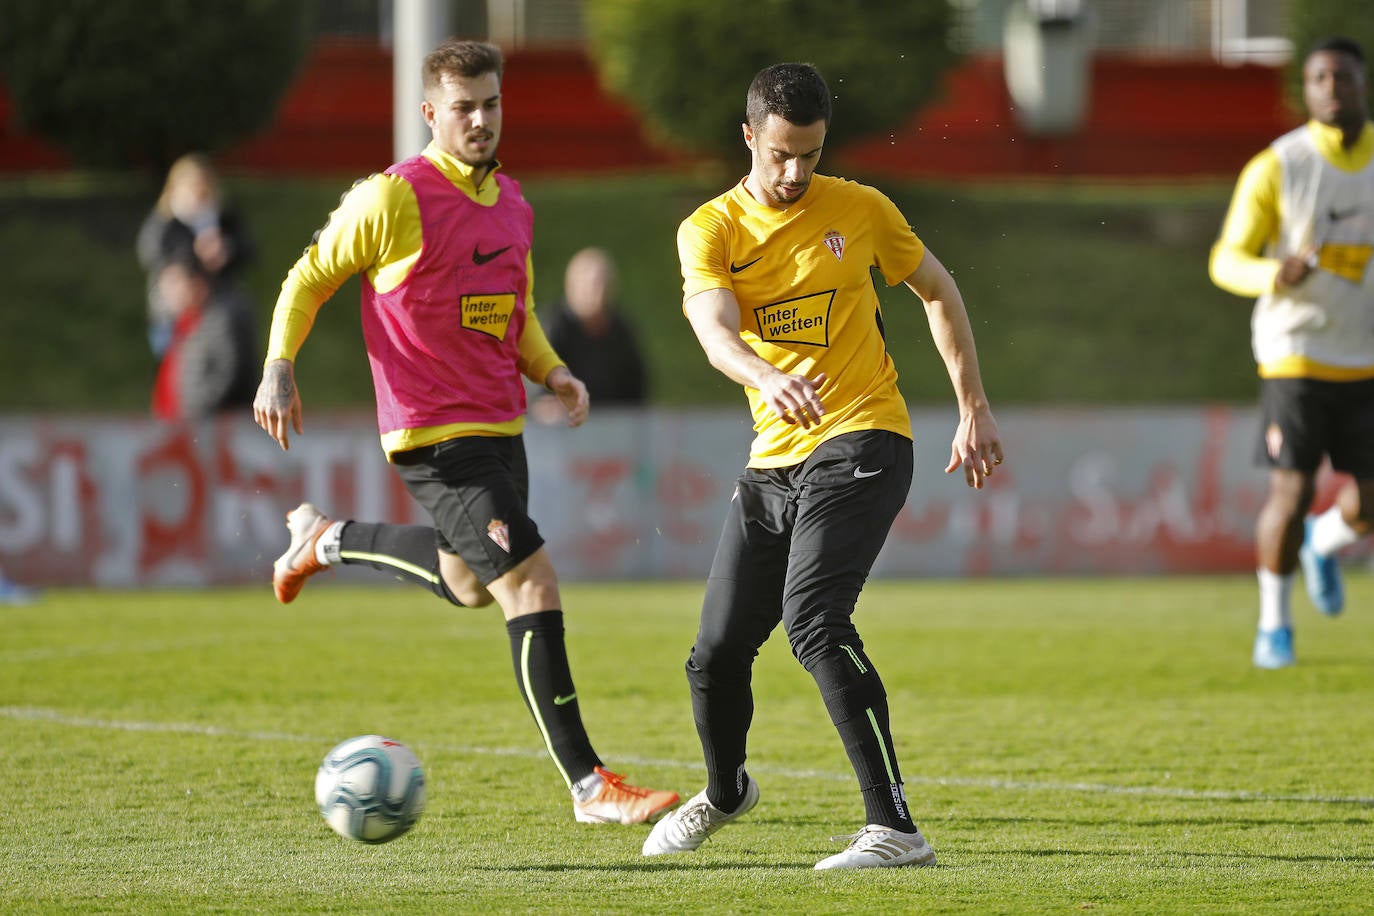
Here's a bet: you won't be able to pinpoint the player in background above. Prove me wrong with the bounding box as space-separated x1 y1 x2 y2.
1210 36 1374 669
252 38 678 825
641 62 1003 869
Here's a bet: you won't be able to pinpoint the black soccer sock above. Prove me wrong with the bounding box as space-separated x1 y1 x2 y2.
506 610 602 789
808 643 917 833
686 651 754 813
336 521 464 606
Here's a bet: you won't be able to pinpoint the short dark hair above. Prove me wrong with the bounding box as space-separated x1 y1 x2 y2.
423 39 503 92
1308 36 1365 66
745 62 831 130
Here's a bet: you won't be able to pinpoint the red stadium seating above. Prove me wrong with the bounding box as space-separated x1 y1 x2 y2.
0 40 1301 179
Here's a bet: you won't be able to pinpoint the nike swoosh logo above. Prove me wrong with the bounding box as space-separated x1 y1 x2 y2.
853 467 884 479
729 257 762 273
1329 207 1360 223
473 244 512 265
553 693 577 706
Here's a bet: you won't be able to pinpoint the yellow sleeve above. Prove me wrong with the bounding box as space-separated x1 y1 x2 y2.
264 173 420 362
679 208 731 304
866 186 926 285
1208 147 1282 298
516 252 566 385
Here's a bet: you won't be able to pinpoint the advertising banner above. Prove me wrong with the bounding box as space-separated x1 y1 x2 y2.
0 406 1354 588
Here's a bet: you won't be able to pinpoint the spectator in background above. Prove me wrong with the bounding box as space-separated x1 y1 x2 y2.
150 258 258 422
1209 36 1374 669
137 153 255 357
531 247 647 421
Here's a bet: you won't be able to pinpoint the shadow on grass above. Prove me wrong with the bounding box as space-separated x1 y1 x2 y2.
954 811 1374 830
468 860 823 873
1005 847 1373 866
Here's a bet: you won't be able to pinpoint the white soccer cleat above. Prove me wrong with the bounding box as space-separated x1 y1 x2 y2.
272 502 332 604
641 776 759 855
814 824 938 870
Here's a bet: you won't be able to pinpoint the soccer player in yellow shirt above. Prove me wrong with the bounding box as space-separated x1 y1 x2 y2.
642 62 1003 869
1210 36 1374 669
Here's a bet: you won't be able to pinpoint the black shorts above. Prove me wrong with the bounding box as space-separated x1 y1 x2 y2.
696 429 914 666
1256 377 1374 477
391 435 544 585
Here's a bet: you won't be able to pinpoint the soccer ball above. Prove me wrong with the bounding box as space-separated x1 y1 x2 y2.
314 735 426 843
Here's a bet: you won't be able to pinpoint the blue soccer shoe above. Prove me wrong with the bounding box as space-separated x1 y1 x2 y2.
1252 626 1295 669
1299 516 1344 616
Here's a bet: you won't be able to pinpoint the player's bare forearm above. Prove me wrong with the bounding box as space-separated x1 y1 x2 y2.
699 325 772 390
907 259 1004 488
927 309 1003 487
928 301 990 416
685 289 826 427
254 358 304 451
937 340 1002 489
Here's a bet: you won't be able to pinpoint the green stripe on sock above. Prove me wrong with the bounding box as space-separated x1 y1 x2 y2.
521 630 572 788
339 550 439 585
865 707 897 783
841 644 868 674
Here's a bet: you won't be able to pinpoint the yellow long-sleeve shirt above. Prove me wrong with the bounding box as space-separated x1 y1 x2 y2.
265 143 565 458
1210 120 1374 380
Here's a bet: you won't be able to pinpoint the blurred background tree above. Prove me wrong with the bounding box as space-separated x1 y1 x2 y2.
1284 0 1374 102
584 0 958 162
0 0 310 172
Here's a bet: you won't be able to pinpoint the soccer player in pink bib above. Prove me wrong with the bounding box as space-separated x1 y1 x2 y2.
252 38 677 827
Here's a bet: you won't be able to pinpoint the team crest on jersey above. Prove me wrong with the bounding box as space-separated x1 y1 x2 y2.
823 230 845 261
487 519 511 553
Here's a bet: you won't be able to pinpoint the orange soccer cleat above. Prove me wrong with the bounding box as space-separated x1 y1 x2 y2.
573 767 679 825
272 503 332 603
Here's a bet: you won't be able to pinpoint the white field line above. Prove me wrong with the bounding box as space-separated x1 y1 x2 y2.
0 636 231 663
4 705 1372 807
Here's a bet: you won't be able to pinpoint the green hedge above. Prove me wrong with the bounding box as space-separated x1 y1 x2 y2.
585 0 957 161
1 172 1255 414
0 1 309 171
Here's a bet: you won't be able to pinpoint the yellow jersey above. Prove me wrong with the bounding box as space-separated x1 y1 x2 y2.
678 174 925 467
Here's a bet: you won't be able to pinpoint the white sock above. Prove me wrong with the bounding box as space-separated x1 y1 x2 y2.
572 770 603 801
1308 505 1360 557
1257 568 1293 631
314 521 345 566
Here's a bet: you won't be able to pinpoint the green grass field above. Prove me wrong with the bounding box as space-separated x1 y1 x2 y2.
5 576 1373 913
